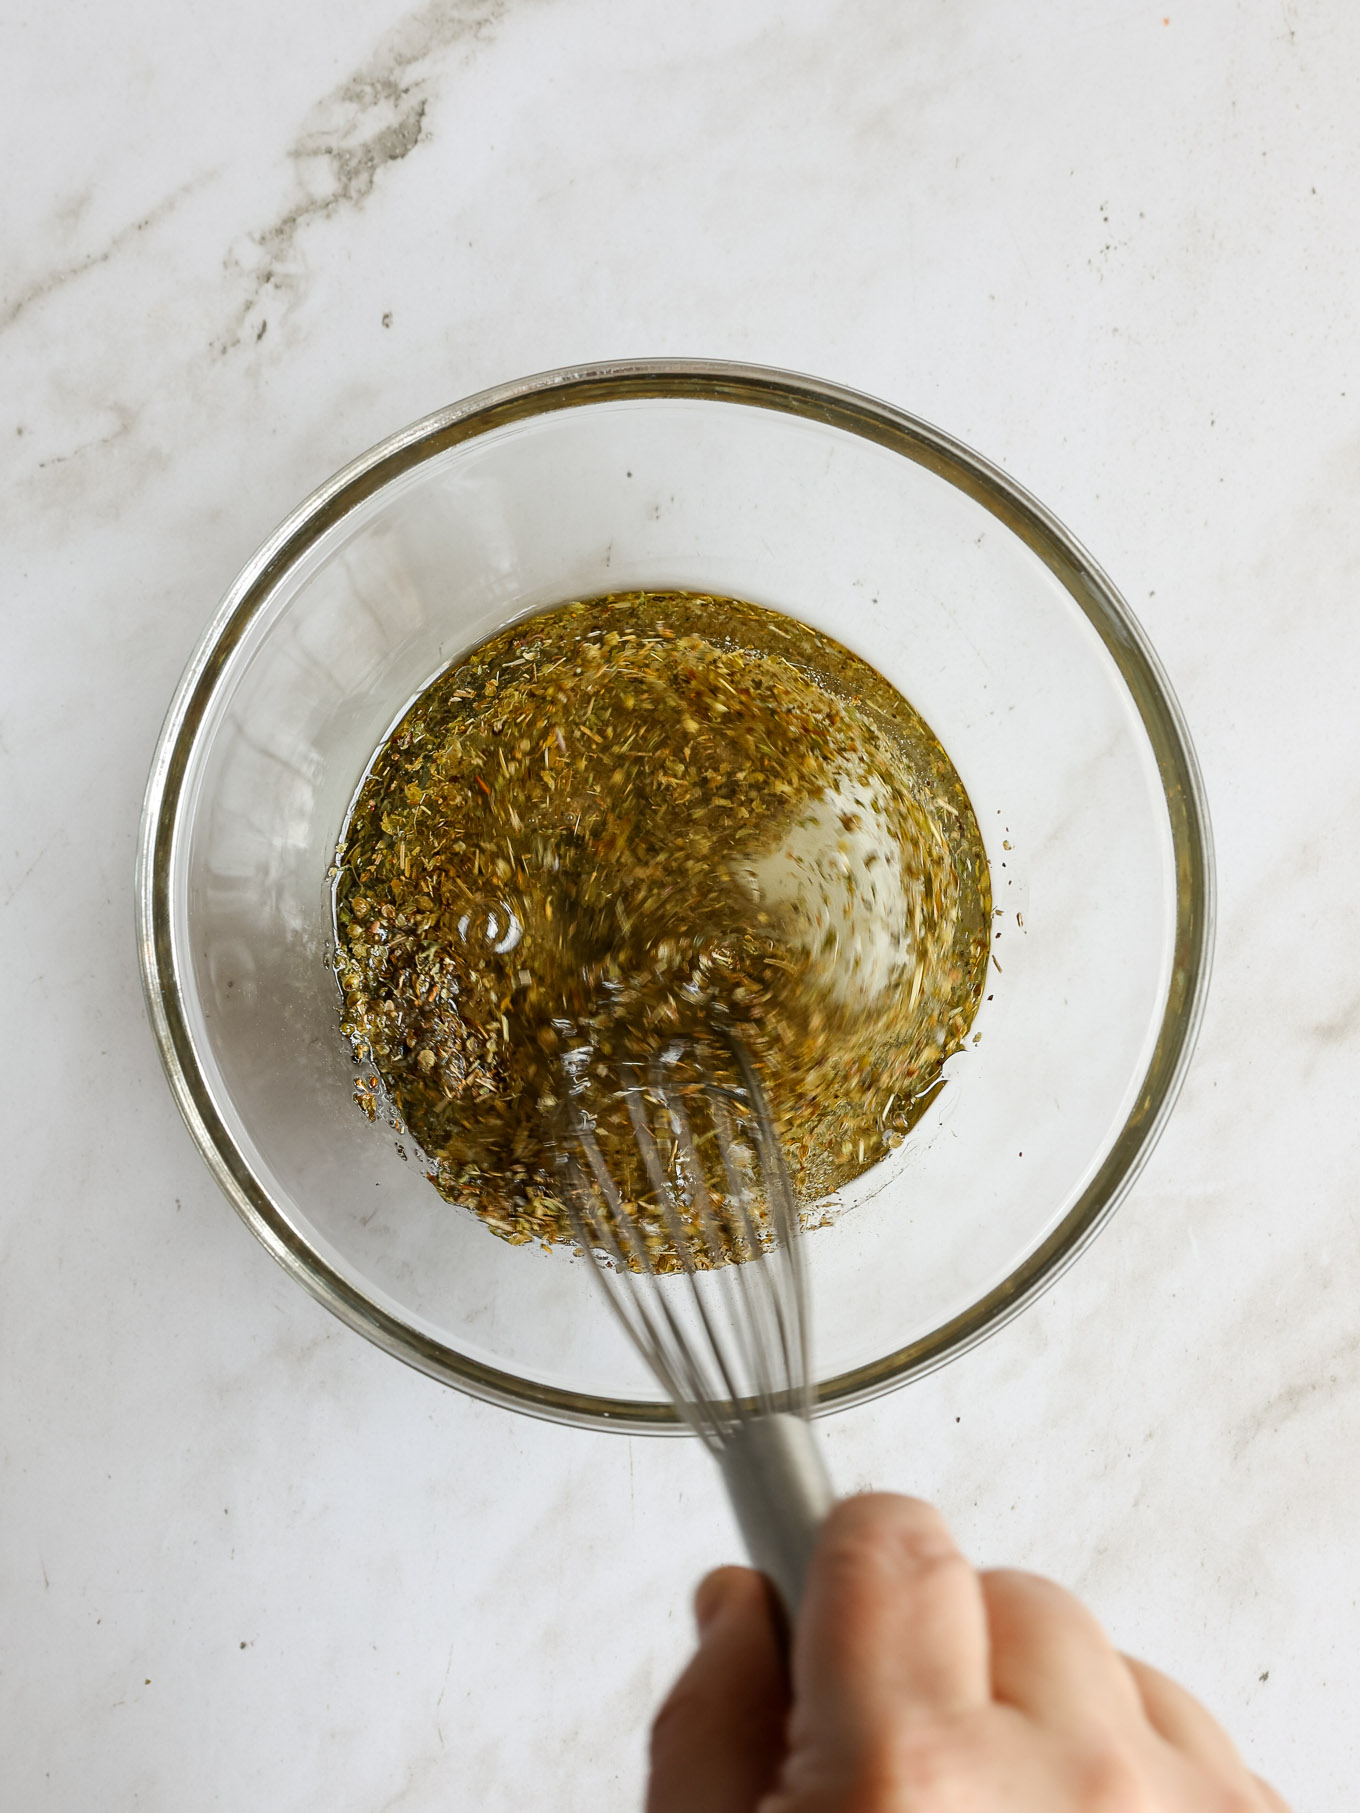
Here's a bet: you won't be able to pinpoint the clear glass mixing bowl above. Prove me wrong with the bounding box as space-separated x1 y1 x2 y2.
137 361 1213 1431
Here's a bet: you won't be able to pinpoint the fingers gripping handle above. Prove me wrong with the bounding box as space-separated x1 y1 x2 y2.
718 1413 835 1624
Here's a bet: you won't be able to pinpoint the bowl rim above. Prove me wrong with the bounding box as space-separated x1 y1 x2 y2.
136 356 1216 1433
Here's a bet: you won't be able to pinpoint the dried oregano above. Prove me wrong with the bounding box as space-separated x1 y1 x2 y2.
333 591 990 1259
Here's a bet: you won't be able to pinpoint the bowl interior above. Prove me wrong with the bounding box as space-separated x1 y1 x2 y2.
149 376 1206 1427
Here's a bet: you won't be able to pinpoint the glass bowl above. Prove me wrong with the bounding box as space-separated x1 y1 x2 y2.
137 360 1213 1431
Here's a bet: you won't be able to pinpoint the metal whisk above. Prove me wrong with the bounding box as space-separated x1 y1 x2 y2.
559 1038 834 1621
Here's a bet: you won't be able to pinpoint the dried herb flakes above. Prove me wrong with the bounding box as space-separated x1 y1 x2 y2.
333 590 990 1256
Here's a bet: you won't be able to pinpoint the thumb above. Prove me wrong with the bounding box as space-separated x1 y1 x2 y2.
646 1567 789 1813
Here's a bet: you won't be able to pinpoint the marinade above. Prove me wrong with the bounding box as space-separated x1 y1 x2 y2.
333 590 990 1257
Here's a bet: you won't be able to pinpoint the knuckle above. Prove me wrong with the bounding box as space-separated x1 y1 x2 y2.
851 1720 979 1808
983 1567 1080 1616
827 1492 956 1550
985 1565 1063 1596
1058 1740 1146 1813
1064 1742 1152 1813
1212 1783 1270 1813
818 1521 967 1597
773 1719 978 1811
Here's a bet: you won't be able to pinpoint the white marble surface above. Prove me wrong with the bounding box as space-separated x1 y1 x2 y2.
4 1 1358 1806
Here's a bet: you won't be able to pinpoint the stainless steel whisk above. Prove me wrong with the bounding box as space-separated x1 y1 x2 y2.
560 1039 834 1621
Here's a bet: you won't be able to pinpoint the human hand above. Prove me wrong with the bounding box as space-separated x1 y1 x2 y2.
647 1493 1289 1812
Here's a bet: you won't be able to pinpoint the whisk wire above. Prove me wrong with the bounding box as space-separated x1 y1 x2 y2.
654 1065 779 1423
568 1126 711 1429
622 1073 746 1419
731 1038 812 1406
706 1082 790 1418
564 1045 813 1432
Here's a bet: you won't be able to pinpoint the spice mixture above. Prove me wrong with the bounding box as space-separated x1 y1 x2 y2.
333 591 990 1255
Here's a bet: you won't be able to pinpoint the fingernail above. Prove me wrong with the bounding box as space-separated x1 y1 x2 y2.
694 1571 735 1636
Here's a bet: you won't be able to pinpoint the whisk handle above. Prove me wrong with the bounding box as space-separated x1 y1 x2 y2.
718 1413 835 1626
